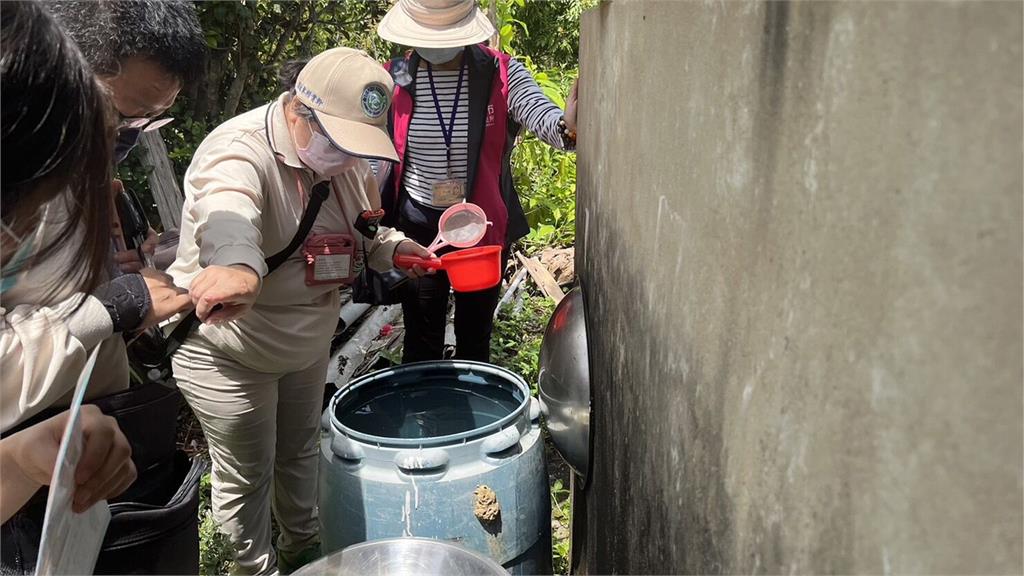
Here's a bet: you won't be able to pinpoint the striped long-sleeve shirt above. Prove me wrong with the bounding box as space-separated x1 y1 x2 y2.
400 57 569 209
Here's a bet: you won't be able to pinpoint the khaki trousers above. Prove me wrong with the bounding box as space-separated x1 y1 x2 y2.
172 332 327 575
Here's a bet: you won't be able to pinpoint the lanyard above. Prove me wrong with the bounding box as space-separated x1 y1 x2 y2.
426 62 466 171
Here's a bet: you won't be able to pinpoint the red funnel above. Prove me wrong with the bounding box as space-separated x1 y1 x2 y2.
394 245 502 292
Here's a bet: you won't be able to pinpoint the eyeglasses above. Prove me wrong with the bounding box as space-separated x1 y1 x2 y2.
118 115 174 132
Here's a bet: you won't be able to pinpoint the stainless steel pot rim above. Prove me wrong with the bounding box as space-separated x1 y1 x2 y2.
298 537 508 575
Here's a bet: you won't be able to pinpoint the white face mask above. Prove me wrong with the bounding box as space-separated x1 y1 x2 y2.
1 221 38 294
296 119 357 177
416 46 463 65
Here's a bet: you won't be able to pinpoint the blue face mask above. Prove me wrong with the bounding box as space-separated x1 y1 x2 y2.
115 127 143 164
416 46 463 65
1 224 37 295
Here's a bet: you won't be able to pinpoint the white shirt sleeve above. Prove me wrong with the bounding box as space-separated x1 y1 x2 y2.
0 294 113 433
186 138 269 278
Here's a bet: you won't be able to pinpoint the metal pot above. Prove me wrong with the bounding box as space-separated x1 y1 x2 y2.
292 538 507 576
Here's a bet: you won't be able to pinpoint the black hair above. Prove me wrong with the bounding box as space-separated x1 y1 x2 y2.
279 59 316 120
48 0 207 86
278 59 310 93
1 0 114 298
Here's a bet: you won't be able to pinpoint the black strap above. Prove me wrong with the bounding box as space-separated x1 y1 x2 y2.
264 181 330 273
165 181 331 356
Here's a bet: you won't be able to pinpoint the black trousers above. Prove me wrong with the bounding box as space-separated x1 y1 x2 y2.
397 203 504 364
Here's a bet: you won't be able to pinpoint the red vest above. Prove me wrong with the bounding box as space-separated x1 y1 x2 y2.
386 45 512 248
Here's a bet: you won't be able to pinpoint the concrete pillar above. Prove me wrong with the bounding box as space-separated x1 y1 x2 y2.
575 1 1022 573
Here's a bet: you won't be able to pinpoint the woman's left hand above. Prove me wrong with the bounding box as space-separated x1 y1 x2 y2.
564 78 578 133
1 405 136 520
394 240 436 279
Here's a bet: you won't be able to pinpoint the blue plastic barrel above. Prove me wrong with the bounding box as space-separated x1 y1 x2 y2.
318 361 551 575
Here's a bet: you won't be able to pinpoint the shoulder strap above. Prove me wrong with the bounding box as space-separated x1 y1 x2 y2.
264 181 329 273
165 181 331 356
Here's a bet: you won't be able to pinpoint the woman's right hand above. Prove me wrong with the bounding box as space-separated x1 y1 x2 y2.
189 264 261 324
394 240 437 279
140 268 193 330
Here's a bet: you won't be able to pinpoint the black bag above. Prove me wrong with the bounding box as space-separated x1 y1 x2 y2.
1 452 206 576
351 265 408 305
124 329 172 376
1 383 186 575
1 497 44 574
0 383 181 476
92 381 182 473
95 452 206 575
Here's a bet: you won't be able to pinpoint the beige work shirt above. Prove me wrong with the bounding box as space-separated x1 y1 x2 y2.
1 200 129 433
166 94 406 373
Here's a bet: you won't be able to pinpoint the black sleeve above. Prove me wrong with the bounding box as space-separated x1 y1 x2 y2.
92 273 152 333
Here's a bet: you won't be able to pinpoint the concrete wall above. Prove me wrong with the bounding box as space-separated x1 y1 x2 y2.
574 1 1022 573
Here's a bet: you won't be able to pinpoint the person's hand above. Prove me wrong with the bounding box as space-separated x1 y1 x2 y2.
394 240 437 279
564 78 578 133
7 405 136 514
114 228 158 274
140 268 192 330
189 264 260 324
140 229 158 256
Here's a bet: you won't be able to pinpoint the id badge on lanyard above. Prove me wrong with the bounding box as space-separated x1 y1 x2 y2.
428 62 467 208
304 233 356 285
431 169 466 207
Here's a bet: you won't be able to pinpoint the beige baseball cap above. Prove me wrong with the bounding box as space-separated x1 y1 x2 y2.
294 47 399 162
377 0 495 48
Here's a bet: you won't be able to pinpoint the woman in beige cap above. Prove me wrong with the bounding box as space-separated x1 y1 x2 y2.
377 0 579 363
165 48 432 574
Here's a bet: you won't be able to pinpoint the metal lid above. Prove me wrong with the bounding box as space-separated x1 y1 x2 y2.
538 286 593 485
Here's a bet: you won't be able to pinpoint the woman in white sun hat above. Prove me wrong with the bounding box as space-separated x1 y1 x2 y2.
377 0 579 364
165 47 432 575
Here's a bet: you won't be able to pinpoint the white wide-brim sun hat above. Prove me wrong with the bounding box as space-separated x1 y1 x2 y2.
377 0 496 48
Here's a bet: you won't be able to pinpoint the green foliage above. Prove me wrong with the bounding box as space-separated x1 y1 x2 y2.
550 478 572 575
514 134 577 250
487 1 581 251
488 0 595 70
490 289 554 393
199 473 234 576
511 63 577 251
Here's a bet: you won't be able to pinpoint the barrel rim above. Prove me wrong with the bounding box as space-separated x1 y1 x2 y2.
328 360 531 447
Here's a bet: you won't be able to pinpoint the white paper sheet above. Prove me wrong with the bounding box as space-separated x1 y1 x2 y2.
34 346 111 576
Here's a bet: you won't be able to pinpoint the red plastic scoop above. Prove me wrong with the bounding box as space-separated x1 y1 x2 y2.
394 245 502 292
